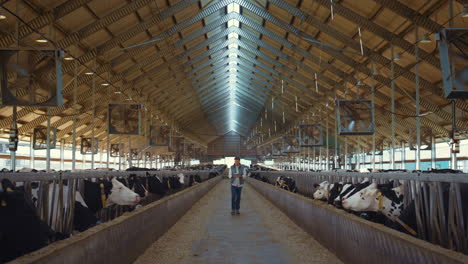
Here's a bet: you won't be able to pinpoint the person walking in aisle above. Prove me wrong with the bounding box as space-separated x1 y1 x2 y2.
228 157 248 215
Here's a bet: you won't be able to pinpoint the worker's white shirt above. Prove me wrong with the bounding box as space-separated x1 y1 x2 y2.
228 165 247 187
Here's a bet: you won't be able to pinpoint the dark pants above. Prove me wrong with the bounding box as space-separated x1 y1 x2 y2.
231 185 243 210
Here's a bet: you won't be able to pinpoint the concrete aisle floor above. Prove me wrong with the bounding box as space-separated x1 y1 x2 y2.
134 179 343 264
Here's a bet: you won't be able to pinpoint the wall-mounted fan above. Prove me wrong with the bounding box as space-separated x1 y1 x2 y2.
108 103 141 135
186 144 195 155
272 142 286 156
110 144 124 157
169 136 184 153
282 135 300 153
337 99 374 135
149 125 170 146
437 28 468 99
33 127 57 150
130 149 140 160
0 49 64 106
299 124 323 147
408 127 432 150
80 138 98 154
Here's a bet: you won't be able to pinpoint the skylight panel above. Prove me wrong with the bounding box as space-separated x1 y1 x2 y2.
228 19 240 27
227 3 240 13
228 32 239 39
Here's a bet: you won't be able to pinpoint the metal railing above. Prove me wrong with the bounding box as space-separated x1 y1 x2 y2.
0 169 218 235
256 170 468 254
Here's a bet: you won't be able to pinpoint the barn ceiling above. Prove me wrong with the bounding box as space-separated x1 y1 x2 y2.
0 0 467 154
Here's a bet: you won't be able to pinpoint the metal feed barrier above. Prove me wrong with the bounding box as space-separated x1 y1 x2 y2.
255 171 468 255
0 169 215 235
12 176 222 264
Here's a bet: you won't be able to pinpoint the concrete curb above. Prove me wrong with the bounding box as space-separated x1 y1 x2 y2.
247 179 468 264
11 176 222 264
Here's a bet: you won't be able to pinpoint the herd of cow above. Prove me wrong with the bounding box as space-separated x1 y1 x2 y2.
0 166 224 263
251 170 468 244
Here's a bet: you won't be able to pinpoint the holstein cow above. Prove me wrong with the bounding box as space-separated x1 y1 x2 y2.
145 176 167 196
30 182 99 233
275 176 298 193
342 182 417 235
330 179 372 207
83 178 141 214
118 175 149 198
0 179 60 263
188 174 202 186
313 181 335 200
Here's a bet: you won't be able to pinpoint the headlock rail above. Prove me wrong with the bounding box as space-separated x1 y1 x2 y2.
12 176 222 264
256 170 468 255
0 168 221 249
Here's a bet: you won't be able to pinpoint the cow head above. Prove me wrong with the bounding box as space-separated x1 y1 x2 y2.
107 178 141 206
313 181 330 200
342 183 405 220
177 173 184 184
342 183 379 211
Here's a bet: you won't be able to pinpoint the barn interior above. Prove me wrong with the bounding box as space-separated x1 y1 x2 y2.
0 0 468 263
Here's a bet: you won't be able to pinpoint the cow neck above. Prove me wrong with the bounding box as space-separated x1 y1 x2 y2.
377 192 417 235
326 186 331 200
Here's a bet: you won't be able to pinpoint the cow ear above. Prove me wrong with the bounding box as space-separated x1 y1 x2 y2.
313 183 319 188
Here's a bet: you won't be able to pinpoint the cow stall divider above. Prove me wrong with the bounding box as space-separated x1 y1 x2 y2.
247 177 468 264
7 174 222 264
0 169 217 236
253 171 468 256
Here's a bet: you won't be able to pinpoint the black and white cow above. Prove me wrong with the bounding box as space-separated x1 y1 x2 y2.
30 182 99 233
275 176 297 193
342 183 408 230
83 178 141 214
0 179 61 263
188 174 202 186
118 175 149 198
145 176 167 196
312 181 335 200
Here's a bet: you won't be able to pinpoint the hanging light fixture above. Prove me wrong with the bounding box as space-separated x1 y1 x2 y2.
0 15 6 20
356 78 363 86
64 56 74 61
314 73 319 92
371 62 379 75
35 38 48 43
420 33 432 43
393 52 401 61
295 96 298 112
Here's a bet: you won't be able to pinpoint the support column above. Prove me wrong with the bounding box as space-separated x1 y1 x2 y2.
319 147 323 170
390 45 396 170
401 142 406 170
60 139 65 171
46 108 51 172
431 136 437 169
30 137 34 169
415 26 421 171
344 138 348 170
